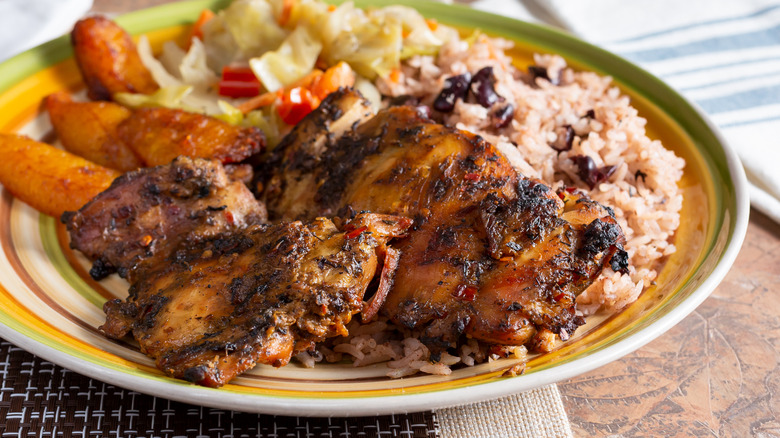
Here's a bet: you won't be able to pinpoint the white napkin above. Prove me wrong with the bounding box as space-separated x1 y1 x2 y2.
0 0 93 62
513 0 780 222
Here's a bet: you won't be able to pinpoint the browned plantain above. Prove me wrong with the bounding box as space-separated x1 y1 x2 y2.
46 94 265 167
0 134 120 218
71 16 159 101
46 92 142 172
117 107 265 166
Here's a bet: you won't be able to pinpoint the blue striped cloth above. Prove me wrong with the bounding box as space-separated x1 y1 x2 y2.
472 0 780 222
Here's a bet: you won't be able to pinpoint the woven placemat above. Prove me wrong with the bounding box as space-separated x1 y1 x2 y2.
0 339 439 437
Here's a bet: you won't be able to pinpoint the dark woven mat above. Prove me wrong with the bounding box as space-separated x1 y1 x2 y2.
0 339 439 437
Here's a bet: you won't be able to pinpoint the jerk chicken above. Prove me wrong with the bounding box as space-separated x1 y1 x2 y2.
64 157 411 387
261 89 629 353
64 157 267 281
101 212 410 387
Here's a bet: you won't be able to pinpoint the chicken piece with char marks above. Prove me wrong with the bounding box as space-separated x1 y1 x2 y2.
63 157 267 281
261 91 629 353
259 88 374 217
101 212 411 387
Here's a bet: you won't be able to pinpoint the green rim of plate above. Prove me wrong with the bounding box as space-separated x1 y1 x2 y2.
0 0 745 407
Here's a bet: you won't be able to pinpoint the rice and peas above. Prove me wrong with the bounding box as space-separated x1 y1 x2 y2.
144 1 685 377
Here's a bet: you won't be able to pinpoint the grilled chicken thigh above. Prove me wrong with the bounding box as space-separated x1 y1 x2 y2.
102 212 410 387
259 88 374 218
64 157 266 281
262 93 628 353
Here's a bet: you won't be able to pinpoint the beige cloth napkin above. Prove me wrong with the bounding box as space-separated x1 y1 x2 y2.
436 385 573 438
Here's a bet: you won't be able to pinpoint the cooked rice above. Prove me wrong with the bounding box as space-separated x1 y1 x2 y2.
298 33 685 377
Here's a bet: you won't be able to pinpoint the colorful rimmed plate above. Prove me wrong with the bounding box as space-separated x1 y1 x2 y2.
0 0 749 416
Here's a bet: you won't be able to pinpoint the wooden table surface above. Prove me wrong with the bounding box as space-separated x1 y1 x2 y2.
91 1 780 435
560 209 780 437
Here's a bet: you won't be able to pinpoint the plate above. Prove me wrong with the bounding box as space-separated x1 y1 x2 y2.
0 0 749 416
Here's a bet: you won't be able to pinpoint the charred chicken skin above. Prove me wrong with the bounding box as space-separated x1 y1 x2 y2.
261 90 629 353
101 212 410 387
63 156 267 281
63 87 626 384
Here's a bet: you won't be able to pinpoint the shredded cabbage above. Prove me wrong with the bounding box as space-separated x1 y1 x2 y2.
137 36 183 88
199 0 456 81
245 107 285 148
129 0 462 131
249 25 322 92
354 76 381 110
222 0 289 58
114 86 195 110
215 100 245 125
136 36 225 115
159 41 186 79
179 38 219 88
200 12 242 71
378 6 443 60
318 2 402 78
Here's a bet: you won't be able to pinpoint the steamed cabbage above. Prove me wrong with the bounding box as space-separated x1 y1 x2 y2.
199 0 456 81
249 25 322 92
114 86 195 111
221 0 288 57
128 0 460 128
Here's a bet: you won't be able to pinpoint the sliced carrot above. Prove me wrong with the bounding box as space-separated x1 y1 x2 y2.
237 91 279 114
190 9 215 43
278 0 295 26
426 18 439 31
310 61 355 100
388 67 401 84
291 69 325 88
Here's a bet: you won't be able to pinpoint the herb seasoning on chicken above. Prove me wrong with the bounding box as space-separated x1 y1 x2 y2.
261 90 628 355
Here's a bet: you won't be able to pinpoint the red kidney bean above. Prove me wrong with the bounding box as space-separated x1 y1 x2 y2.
470 66 500 108
433 73 472 112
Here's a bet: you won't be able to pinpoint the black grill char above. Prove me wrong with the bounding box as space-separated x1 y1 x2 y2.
261 97 628 354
